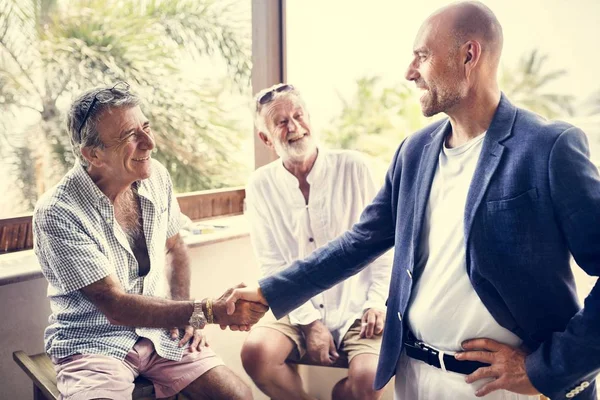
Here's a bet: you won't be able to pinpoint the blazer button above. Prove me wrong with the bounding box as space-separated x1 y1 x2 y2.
581 381 590 388
406 269 412 279
566 392 575 398
397 312 402 321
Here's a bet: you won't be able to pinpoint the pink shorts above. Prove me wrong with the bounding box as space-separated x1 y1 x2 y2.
53 338 224 400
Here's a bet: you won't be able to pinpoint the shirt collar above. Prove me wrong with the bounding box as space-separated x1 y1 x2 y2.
70 161 153 208
275 147 326 188
70 161 112 208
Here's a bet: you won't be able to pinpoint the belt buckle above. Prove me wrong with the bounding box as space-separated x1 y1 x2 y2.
415 340 439 368
413 339 427 351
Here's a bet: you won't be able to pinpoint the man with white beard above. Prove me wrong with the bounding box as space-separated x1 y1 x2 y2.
240 84 392 400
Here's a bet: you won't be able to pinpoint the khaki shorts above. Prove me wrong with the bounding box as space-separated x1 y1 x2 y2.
259 316 382 363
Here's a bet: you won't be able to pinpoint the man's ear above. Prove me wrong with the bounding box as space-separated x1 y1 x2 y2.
81 146 102 168
258 131 274 148
463 40 481 79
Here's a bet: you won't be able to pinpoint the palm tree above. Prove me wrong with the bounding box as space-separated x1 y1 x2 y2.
499 49 574 119
0 0 252 210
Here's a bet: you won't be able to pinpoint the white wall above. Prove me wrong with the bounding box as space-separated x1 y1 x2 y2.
0 236 393 400
0 278 51 399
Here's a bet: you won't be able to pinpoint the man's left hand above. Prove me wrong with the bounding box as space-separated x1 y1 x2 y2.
359 308 385 338
169 326 208 352
455 338 539 397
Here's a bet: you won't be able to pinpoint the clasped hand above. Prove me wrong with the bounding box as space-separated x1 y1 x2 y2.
215 283 269 331
223 283 270 331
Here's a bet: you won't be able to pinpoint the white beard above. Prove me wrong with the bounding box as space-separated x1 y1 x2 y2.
274 135 317 162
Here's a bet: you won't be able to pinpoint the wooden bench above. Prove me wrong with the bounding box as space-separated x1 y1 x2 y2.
288 352 350 369
13 351 159 400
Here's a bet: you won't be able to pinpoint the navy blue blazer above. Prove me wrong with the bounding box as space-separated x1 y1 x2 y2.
260 94 600 399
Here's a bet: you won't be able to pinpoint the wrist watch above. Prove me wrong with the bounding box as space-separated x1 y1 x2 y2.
188 299 207 329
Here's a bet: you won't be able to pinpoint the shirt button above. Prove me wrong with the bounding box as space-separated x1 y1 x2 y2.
319 304 324 308
406 269 412 279
105 218 111 223
309 237 314 242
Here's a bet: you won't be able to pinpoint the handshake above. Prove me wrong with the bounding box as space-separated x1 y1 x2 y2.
208 283 268 331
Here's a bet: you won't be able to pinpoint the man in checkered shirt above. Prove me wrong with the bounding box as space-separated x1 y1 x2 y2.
33 83 267 400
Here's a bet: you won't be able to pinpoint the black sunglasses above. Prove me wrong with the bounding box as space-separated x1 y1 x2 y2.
256 84 295 107
77 81 130 142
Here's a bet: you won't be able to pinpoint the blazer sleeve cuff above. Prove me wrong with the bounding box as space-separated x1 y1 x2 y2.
525 350 557 398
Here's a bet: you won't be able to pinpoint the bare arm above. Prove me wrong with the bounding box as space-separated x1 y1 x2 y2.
165 233 190 300
80 274 194 328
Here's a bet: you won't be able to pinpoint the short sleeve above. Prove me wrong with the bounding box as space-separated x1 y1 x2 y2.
34 210 112 294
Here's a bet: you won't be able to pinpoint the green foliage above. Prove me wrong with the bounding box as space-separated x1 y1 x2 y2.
322 76 437 169
0 0 251 211
499 49 574 119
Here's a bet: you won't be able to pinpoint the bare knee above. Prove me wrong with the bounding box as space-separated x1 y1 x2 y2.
241 337 271 379
241 331 287 381
348 363 381 400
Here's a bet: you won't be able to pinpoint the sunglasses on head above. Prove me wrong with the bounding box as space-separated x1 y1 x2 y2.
77 81 130 142
257 84 295 106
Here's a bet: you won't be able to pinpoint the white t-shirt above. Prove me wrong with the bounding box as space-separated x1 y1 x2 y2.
406 133 522 353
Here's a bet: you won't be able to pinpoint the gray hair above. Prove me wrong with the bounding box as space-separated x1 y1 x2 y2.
253 83 307 136
67 85 140 167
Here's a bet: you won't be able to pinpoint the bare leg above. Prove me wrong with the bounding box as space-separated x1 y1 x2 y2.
241 327 316 400
332 353 383 400
181 365 252 400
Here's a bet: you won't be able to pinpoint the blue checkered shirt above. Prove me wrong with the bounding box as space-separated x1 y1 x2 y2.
33 160 185 361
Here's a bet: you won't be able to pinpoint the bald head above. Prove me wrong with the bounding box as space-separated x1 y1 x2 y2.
431 1 503 65
406 2 503 117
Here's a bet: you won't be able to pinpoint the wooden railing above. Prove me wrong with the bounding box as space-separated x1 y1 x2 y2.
0 187 246 254
0 215 33 255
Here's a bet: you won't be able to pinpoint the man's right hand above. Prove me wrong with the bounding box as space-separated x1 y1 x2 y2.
211 283 269 330
225 284 269 315
300 320 339 366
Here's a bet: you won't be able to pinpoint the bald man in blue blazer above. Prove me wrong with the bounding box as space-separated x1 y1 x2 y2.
229 3 600 399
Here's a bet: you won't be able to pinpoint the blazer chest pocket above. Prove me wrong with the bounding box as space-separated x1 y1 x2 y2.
486 188 538 212
484 187 538 245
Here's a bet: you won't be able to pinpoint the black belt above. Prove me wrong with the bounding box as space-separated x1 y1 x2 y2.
404 333 490 375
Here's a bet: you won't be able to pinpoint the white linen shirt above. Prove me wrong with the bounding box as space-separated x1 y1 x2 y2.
246 149 392 346
33 159 184 361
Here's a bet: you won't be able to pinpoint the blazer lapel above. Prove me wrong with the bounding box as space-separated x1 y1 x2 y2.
411 120 450 265
464 93 517 250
